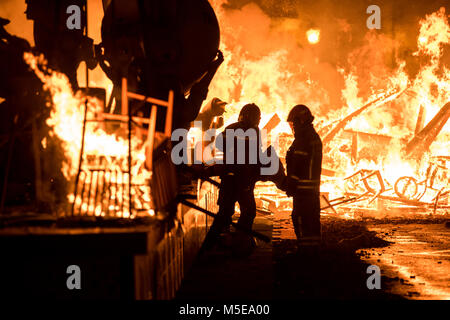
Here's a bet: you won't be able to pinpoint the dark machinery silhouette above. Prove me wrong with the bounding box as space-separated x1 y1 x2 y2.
97 0 222 132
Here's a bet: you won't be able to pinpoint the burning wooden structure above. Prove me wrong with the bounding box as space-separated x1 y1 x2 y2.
0 0 223 300
253 99 449 221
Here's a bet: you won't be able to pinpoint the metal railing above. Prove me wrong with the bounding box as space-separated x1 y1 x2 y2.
70 78 174 218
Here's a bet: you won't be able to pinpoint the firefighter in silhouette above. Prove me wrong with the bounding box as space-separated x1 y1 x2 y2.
282 105 323 250
25 0 97 91
201 103 262 253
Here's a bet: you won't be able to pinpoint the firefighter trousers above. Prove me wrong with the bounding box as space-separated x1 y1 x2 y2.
292 193 321 244
202 183 256 249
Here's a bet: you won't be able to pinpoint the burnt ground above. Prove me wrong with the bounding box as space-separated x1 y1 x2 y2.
176 215 410 300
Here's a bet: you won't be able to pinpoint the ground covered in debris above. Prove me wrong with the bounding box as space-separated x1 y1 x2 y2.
176 215 409 300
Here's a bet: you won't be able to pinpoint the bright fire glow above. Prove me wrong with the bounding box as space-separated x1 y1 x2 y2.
306 28 320 44
24 53 153 218
206 3 449 216
24 3 450 218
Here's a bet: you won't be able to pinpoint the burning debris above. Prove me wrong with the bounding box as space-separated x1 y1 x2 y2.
0 1 448 222
203 5 449 218
23 53 156 218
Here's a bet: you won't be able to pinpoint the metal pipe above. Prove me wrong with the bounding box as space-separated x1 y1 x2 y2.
78 170 88 216
146 105 158 172
114 170 118 216
71 99 89 216
86 170 95 216
122 171 126 216
95 113 150 124
85 0 89 89
93 170 102 216
106 170 112 216
165 90 174 136
100 169 107 215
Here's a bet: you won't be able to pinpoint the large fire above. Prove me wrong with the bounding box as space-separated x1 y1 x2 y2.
23 2 449 218
205 3 449 217
306 28 320 44
24 54 153 218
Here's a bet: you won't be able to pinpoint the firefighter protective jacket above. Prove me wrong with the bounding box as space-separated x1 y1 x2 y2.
215 121 262 189
285 123 323 196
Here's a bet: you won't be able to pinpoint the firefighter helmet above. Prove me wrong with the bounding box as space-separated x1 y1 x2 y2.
238 103 261 127
287 104 314 125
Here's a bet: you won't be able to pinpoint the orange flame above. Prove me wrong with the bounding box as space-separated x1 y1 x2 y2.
306 29 320 44
24 53 153 217
23 2 449 217
206 3 449 215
